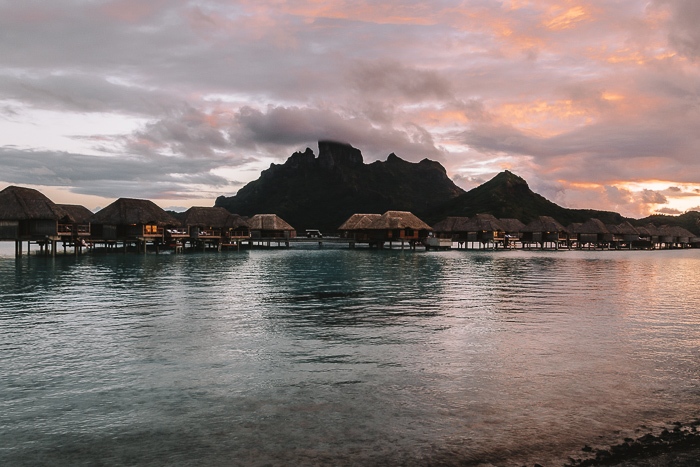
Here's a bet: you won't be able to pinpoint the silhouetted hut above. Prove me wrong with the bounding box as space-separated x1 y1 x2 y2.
90 198 178 252
691 234 700 248
338 214 382 242
637 222 660 249
0 186 72 256
635 225 654 248
364 211 432 249
570 218 611 249
177 207 250 249
248 214 296 239
461 214 505 248
226 214 251 241
657 225 676 247
57 204 92 236
611 221 640 249
498 218 526 247
57 204 93 253
521 216 569 249
664 226 694 248
431 217 475 247
432 217 466 240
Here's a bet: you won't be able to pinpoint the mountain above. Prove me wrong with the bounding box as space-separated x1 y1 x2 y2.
216 141 698 235
425 171 626 226
215 141 465 232
636 211 700 234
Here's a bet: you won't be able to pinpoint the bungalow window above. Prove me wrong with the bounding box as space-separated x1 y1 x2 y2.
145 224 158 234
405 228 414 237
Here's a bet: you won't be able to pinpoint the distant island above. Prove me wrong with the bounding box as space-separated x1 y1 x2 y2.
216 141 700 236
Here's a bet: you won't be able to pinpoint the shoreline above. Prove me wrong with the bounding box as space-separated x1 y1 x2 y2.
560 419 700 467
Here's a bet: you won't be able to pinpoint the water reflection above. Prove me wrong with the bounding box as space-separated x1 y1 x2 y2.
1 248 700 466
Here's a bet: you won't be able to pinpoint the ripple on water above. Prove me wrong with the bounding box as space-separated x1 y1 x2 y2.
1 248 700 466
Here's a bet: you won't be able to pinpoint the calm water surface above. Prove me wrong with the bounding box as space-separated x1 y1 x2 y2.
1 245 699 466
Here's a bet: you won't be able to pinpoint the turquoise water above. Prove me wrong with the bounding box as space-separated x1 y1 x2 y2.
1 245 700 466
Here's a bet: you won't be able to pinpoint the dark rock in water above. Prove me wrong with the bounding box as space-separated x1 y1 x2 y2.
565 421 700 466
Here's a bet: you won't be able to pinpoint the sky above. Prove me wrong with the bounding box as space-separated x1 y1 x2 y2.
1 0 700 217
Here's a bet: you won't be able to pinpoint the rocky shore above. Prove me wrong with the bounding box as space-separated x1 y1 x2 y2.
559 419 700 467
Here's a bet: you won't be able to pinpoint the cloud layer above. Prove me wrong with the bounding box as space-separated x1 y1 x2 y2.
1 0 700 216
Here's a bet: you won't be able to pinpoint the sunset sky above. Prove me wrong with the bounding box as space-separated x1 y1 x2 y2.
2 0 700 217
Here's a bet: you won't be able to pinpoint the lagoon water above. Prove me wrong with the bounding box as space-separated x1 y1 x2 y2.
1 244 700 466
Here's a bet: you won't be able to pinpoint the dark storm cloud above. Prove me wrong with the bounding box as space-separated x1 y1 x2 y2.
125 106 233 158
0 147 242 200
233 105 445 162
0 73 175 116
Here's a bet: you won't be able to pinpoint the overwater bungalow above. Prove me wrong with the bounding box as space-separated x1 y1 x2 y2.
458 214 505 249
498 218 526 248
657 225 676 248
248 214 296 245
365 211 432 249
430 216 471 247
432 217 464 237
338 213 383 243
175 206 250 251
0 185 73 256
635 225 654 248
424 217 461 250
609 221 641 249
570 218 612 249
89 198 179 253
690 232 700 248
660 225 695 248
640 223 663 248
521 216 569 249
57 204 93 253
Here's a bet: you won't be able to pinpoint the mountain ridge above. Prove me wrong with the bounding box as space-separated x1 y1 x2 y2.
216 141 464 233
215 141 700 235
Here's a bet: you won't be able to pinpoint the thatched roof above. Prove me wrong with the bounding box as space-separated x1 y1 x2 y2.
0 185 72 221
226 214 249 230
637 222 661 237
674 226 696 238
181 206 249 229
499 218 526 233
432 216 468 232
657 225 673 236
605 224 621 234
659 225 695 238
521 216 568 233
90 198 178 226
615 221 639 235
636 225 652 236
570 218 609 234
366 211 432 231
567 222 582 233
248 214 295 231
57 204 93 224
462 213 504 232
338 213 382 231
